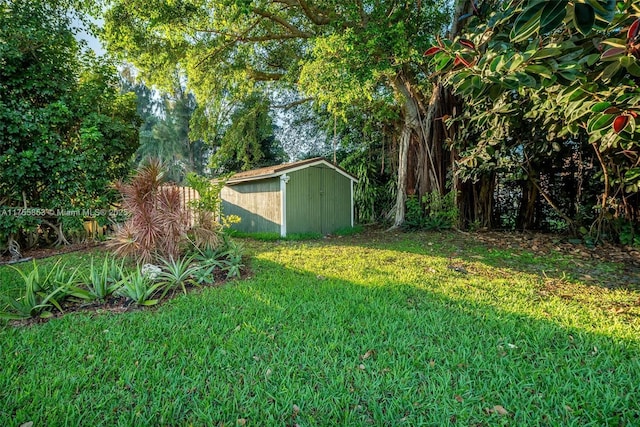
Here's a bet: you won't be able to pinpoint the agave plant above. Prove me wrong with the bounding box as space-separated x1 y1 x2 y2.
0 260 77 319
216 238 244 278
190 247 225 285
191 238 244 280
84 256 126 301
223 258 244 279
116 269 164 306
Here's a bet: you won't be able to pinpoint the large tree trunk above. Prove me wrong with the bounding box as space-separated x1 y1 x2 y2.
391 77 421 228
390 0 476 228
517 176 538 230
393 117 412 227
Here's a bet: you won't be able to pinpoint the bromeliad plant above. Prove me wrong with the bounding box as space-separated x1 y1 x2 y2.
190 236 246 282
214 238 245 279
157 256 198 296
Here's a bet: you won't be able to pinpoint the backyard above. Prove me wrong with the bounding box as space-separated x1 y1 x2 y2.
1 230 639 426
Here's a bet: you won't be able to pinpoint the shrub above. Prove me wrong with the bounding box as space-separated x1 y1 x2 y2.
108 160 189 263
403 191 459 231
186 172 240 251
157 256 198 296
84 256 125 301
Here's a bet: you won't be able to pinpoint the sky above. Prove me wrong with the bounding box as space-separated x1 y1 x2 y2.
72 16 105 55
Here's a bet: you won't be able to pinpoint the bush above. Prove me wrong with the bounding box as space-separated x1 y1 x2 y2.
84 256 125 301
116 269 164 306
403 191 459 231
157 256 198 296
108 160 190 263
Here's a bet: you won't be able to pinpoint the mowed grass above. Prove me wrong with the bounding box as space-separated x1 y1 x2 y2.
1 231 639 426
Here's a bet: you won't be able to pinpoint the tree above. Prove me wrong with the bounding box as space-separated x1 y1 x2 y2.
0 0 140 249
426 0 638 238
211 92 288 173
121 72 210 182
101 0 450 224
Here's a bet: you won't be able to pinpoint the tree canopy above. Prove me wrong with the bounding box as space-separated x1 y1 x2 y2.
95 0 640 242
0 0 140 247
425 0 640 237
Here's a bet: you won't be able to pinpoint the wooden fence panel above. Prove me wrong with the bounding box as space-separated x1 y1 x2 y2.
160 185 200 226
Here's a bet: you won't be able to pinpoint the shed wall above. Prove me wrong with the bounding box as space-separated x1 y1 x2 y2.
221 178 281 234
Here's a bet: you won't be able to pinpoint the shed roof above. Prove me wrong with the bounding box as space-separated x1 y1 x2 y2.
226 157 358 185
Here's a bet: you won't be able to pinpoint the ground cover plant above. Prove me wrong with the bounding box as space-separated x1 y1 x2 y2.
0 237 245 319
1 230 639 425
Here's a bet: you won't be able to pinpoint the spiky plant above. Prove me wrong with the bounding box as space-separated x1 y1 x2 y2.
108 159 189 263
156 185 189 260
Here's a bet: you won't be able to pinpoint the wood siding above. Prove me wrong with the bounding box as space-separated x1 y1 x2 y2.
221 178 281 234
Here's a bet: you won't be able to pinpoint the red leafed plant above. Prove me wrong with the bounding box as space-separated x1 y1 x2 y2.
424 46 442 56
628 18 640 57
613 114 630 134
108 159 189 263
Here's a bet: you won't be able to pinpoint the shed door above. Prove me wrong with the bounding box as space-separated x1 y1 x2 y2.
287 165 345 235
308 166 336 234
307 166 323 233
321 168 335 234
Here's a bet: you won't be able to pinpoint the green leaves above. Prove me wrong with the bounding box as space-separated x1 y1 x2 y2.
157 256 198 296
524 64 553 79
84 256 125 301
530 48 562 61
116 270 164 306
587 113 616 133
0 1 139 245
510 0 615 42
0 260 78 319
540 1 568 33
511 2 544 43
573 3 595 35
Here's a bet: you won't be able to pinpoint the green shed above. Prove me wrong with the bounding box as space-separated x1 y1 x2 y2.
221 158 358 236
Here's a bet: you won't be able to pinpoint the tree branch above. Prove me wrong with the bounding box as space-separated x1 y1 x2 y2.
251 7 313 38
272 97 314 109
195 39 237 68
247 69 285 81
296 0 331 25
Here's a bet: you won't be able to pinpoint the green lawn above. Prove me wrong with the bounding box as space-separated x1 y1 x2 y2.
1 231 639 426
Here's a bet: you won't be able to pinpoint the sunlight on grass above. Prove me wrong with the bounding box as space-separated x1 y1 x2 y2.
256 239 639 341
1 233 639 425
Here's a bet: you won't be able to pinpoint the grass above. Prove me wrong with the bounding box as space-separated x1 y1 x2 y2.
227 230 323 241
1 230 639 425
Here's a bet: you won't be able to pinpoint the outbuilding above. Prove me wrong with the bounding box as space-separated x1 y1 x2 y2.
220 158 358 237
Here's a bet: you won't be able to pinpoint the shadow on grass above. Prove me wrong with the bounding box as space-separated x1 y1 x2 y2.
274 228 640 305
2 251 638 426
